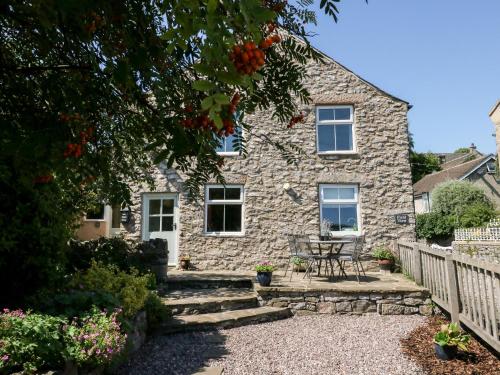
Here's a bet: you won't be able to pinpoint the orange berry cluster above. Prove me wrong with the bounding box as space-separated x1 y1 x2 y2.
63 126 95 159
180 93 241 136
229 35 280 75
287 112 305 128
33 174 54 185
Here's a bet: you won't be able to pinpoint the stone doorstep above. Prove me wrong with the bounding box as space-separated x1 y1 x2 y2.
192 367 224 375
160 306 292 333
162 294 259 316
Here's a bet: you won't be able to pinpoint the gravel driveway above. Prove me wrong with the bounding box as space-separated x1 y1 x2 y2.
119 314 427 375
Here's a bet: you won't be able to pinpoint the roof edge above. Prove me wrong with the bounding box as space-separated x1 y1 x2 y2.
458 154 496 181
289 34 411 108
489 100 500 117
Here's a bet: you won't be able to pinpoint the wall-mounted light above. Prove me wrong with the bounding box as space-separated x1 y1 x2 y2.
120 206 131 224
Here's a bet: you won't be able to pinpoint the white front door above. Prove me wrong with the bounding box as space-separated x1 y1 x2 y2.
142 193 179 266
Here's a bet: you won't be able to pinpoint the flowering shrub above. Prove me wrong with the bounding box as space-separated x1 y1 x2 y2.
65 308 127 367
255 261 275 273
0 308 127 373
0 309 66 373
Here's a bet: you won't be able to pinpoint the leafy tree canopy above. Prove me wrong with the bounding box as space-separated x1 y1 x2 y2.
0 0 345 303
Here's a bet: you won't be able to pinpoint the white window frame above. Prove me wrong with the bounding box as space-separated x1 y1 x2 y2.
84 204 108 222
204 184 245 236
319 184 361 236
315 105 356 154
216 117 243 157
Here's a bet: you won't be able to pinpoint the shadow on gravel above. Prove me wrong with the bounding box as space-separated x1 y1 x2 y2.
116 330 228 375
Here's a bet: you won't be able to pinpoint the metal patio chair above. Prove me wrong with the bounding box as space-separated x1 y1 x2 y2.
284 234 313 281
295 234 333 282
335 235 366 283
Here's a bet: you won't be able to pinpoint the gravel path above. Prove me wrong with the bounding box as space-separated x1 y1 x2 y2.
119 314 427 375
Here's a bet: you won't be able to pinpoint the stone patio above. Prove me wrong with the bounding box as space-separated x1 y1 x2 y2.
162 270 432 318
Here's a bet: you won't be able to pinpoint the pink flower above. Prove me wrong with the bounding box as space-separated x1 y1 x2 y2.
1 355 9 362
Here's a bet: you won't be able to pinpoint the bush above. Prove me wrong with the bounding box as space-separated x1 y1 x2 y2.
35 289 120 319
372 247 395 261
64 308 127 368
69 262 153 318
143 293 170 331
0 309 66 373
67 237 167 276
432 181 494 217
416 212 455 240
458 203 496 228
0 308 127 374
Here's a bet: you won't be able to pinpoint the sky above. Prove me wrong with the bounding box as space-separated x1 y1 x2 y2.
308 0 500 154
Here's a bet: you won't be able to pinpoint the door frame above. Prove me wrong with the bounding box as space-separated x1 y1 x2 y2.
141 192 180 266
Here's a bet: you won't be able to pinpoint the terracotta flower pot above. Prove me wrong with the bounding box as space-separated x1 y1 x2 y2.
378 259 393 272
180 259 190 270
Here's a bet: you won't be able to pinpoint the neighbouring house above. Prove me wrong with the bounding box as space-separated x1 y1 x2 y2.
413 146 499 214
76 46 417 269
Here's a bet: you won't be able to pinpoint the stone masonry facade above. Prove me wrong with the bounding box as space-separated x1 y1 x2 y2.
257 289 432 316
122 51 416 270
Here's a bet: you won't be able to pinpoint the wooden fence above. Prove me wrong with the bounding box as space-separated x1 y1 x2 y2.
395 240 500 353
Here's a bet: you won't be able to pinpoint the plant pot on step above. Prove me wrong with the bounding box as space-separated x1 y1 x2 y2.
180 259 190 270
256 271 273 287
378 259 393 272
434 343 458 360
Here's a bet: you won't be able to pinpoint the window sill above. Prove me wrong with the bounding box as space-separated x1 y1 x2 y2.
216 152 241 157
318 152 359 159
329 231 361 237
84 218 106 222
203 232 245 237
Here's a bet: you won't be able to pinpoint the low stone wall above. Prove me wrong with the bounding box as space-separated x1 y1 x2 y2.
257 290 432 316
452 241 500 263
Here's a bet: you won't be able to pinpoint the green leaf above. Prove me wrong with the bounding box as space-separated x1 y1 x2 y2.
192 80 215 91
213 93 230 105
207 0 217 14
252 72 263 81
201 96 214 110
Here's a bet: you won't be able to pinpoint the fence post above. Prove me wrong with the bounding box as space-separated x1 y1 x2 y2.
444 253 460 324
412 243 423 285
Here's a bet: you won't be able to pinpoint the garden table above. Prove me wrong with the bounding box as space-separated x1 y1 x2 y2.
309 239 354 279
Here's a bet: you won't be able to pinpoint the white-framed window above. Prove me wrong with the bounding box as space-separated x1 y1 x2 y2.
319 184 360 234
216 114 242 156
316 105 355 153
85 204 105 221
205 185 244 235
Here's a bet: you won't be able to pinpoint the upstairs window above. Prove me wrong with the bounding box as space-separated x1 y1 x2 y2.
215 126 242 155
85 204 105 221
216 113 242 156
319 184 360 234
205 185 244 234
316 106 354 153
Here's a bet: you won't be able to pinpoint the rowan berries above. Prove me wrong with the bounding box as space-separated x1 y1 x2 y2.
287 112 305 128
230 41 269 75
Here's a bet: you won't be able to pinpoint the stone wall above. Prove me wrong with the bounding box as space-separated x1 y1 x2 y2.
121 51 416 270
257 290 432 316
452 241 500 263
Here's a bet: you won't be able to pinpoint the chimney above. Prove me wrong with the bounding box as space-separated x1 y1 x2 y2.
470 143 477 151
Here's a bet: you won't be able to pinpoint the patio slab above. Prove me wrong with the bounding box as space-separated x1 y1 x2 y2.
167 270 427 293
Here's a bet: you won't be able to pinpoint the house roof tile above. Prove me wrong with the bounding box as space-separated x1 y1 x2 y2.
413 155 493 196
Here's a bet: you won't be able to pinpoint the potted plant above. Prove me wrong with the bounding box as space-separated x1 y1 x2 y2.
320 219 332 241
179 255 191 270
255 261 275 286
292 256 307 272
372 247 395 273
433 322 470 360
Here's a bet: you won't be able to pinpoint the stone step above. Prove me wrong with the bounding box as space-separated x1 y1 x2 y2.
160 277 254 291
162 292 259 316
160 306 292 334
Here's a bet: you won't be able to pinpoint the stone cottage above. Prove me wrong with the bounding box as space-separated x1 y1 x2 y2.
78 47 416 269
